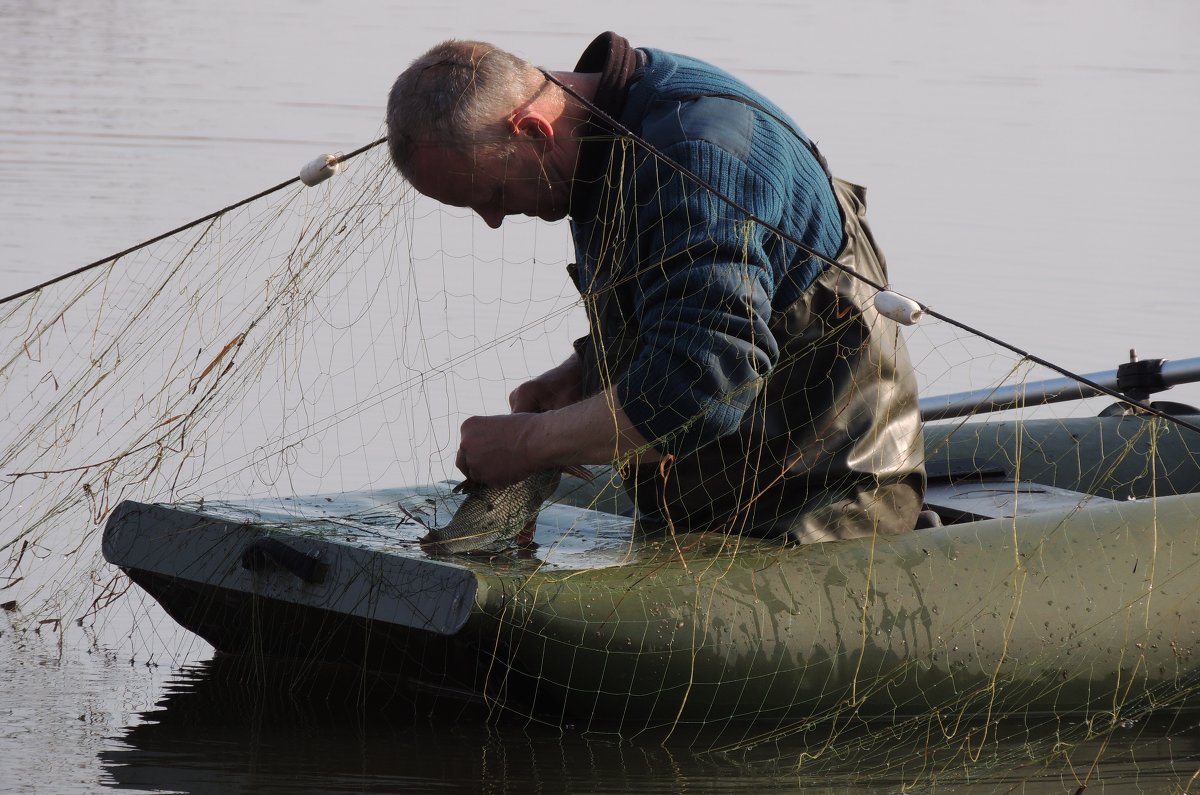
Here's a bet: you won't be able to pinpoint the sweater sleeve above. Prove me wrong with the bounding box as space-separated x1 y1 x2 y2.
615 140 783 456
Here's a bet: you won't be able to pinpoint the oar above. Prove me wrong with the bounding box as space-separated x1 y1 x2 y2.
919 355 1200 422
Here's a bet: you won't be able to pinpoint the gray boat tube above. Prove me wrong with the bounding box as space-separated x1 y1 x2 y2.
920 356 1200 422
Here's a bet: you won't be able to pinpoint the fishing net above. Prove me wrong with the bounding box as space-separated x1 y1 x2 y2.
2 131 1198 792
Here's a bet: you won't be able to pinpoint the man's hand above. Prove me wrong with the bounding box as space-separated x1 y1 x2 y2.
456 384 660 488
456 413 546 488
456 356 582 488
508 355 583 413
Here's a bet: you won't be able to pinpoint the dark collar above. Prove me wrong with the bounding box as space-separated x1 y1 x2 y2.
569 31 641 218
574 31 640 122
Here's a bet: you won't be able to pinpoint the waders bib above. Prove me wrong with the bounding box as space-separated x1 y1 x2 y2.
572 146 925 542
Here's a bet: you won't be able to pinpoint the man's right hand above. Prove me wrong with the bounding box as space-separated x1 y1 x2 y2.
509 354 583 413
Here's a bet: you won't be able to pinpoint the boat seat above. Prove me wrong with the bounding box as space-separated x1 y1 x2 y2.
921 457 1116 524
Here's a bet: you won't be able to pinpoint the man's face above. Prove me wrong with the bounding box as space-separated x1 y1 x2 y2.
407 144 568 229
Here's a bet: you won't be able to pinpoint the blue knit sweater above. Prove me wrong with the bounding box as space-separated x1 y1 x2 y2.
570 49 844 456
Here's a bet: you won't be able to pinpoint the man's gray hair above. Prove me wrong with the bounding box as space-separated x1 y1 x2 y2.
386 40 544 180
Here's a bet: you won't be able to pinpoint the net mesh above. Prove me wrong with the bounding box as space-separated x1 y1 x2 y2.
2 136 1198 789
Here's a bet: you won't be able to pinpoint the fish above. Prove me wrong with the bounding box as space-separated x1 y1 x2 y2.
420 466 591 554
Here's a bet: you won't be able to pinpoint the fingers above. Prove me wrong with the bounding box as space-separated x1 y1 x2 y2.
509 379 550 413
455 445 472 481
508 385 528 413
510 380 580 413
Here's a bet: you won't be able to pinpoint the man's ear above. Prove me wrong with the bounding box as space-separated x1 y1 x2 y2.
509 108 555 146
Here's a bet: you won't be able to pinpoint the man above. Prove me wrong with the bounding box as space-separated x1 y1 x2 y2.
387 32 925 542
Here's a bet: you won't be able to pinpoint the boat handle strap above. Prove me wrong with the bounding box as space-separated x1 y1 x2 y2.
241 537 327 585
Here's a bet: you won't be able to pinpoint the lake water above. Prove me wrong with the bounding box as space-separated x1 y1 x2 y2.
2 0 1199 791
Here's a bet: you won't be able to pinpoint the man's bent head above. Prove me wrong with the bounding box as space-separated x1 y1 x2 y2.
387 40 579 227
386 40 545 182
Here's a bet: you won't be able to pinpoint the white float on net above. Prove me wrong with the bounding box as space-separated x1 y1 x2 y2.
873 290 924 326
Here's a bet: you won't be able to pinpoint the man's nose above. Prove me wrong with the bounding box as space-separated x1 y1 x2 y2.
477 208 505 228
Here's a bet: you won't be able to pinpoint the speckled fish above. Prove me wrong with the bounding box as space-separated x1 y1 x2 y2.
421 467 590 554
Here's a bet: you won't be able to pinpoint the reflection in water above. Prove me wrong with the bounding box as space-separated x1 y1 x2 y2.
100 656 744 794
100 656 1200 794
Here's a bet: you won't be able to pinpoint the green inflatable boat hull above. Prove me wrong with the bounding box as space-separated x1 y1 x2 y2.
102 414 1200 730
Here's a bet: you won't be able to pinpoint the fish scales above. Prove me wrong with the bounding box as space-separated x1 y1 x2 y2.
420 469 560 554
